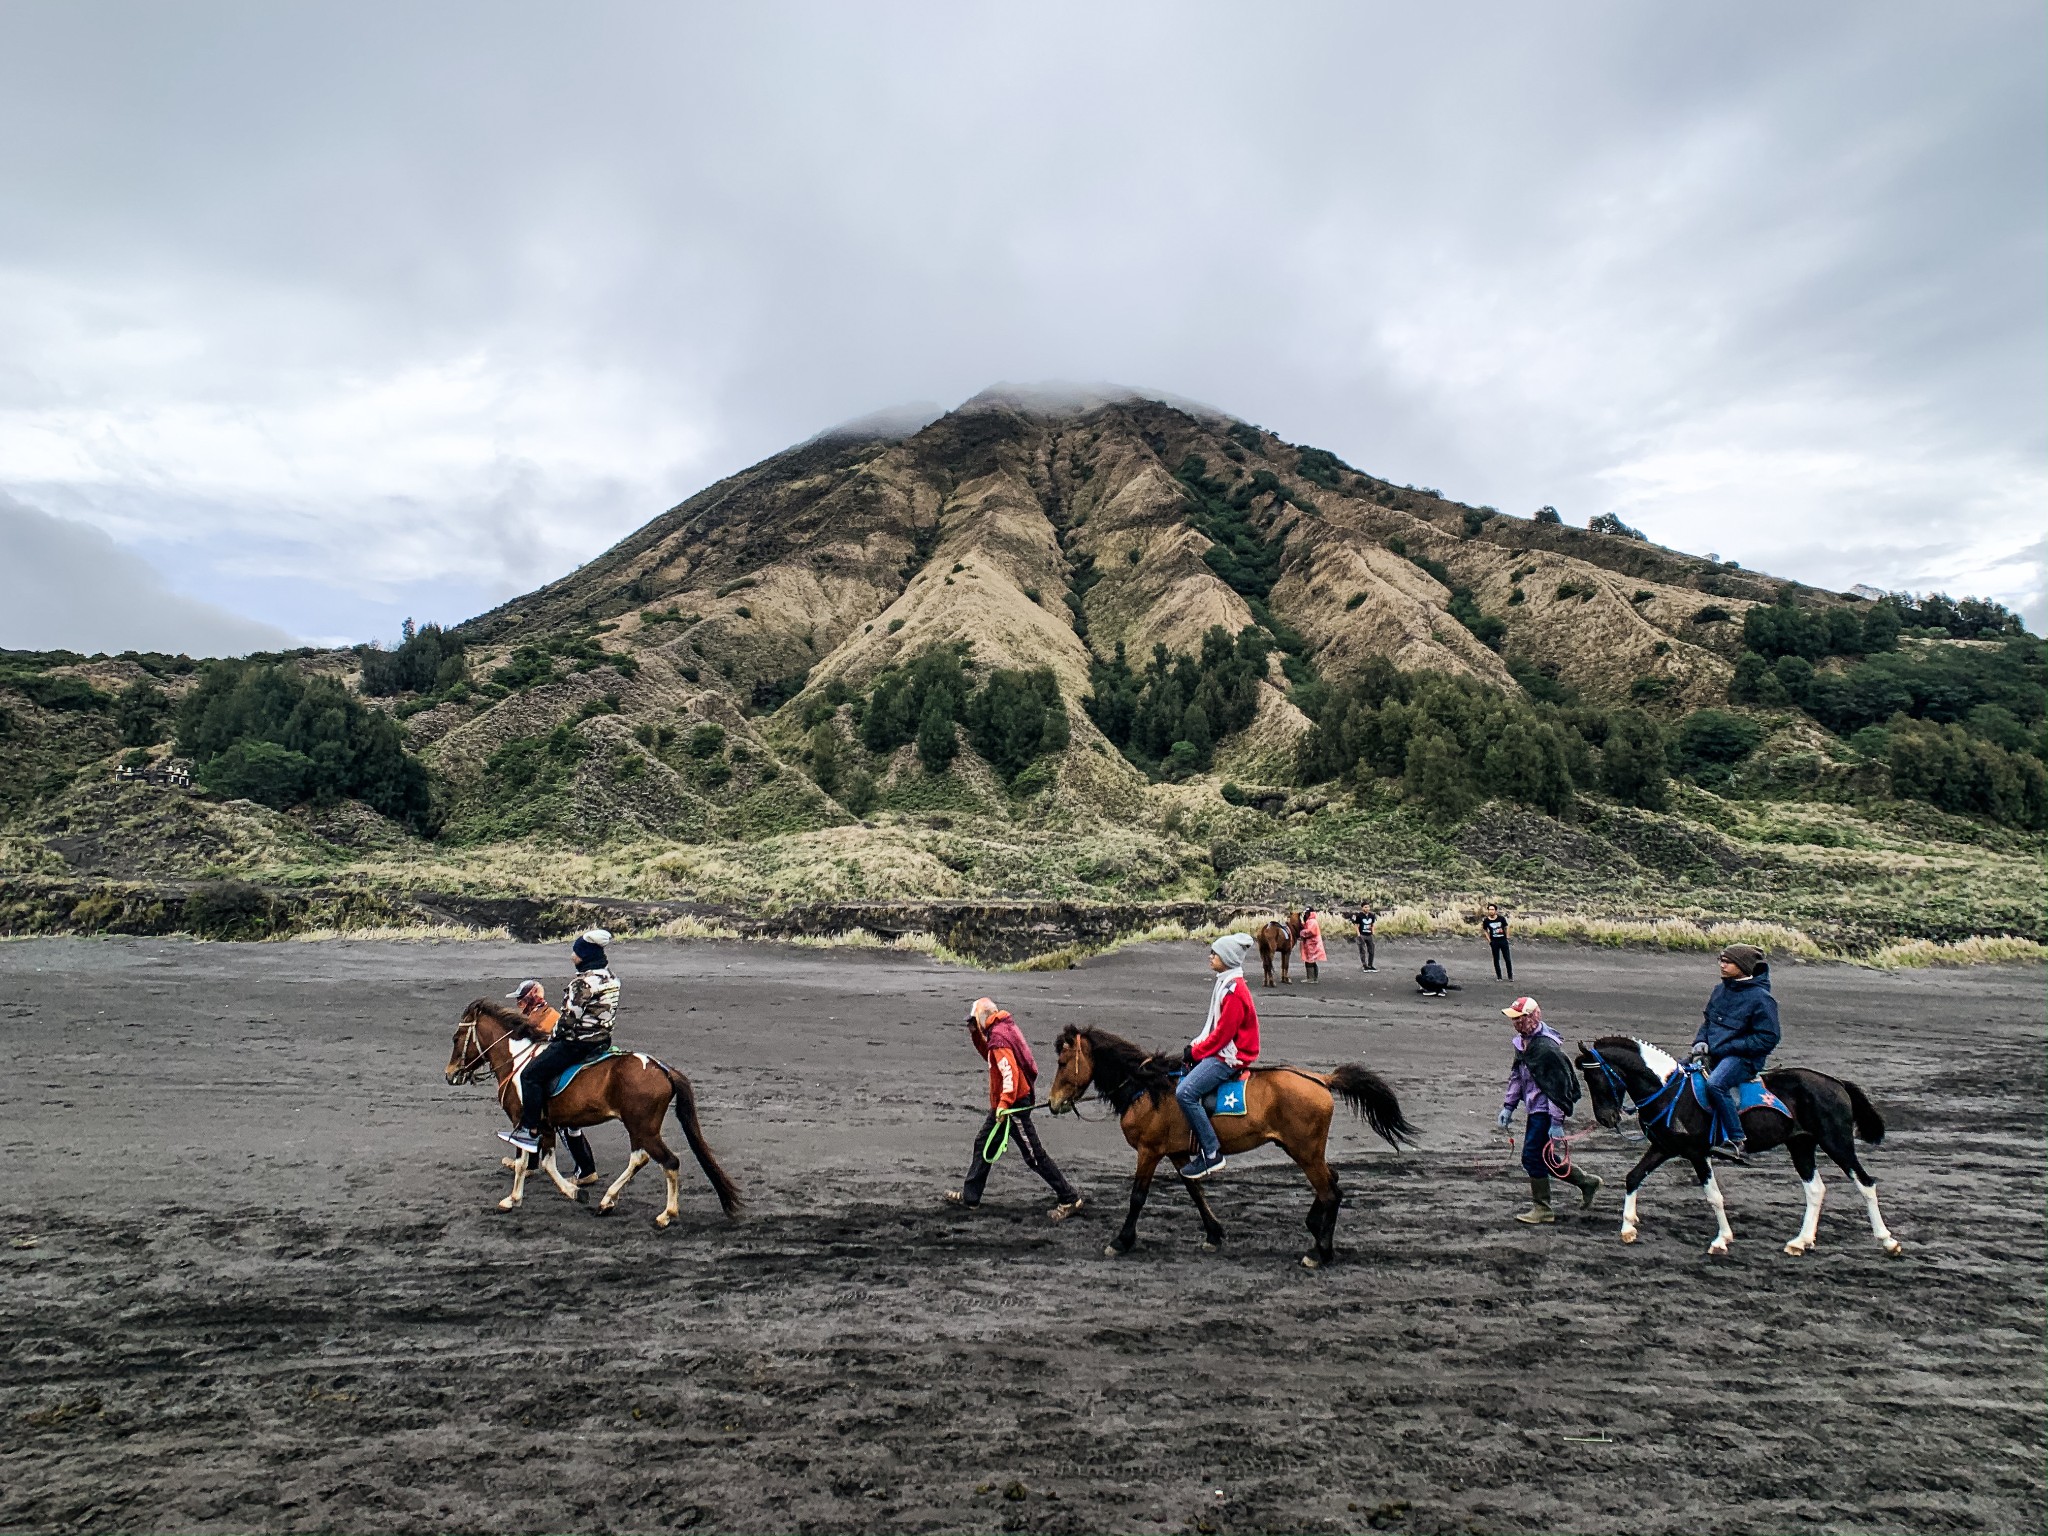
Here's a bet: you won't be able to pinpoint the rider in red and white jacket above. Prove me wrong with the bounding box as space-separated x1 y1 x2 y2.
1176 933 1262 1179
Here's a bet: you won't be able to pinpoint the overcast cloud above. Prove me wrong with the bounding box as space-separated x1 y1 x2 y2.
1 1 2041 651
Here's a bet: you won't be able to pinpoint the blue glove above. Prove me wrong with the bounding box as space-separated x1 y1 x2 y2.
1497 1107 1513 1130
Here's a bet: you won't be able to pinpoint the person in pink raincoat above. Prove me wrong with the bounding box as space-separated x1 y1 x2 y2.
1299 907 1327 983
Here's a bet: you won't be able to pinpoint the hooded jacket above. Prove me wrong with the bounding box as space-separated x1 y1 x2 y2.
1694 965 1781 1065
1503 1022 1572 1122
1299 912 1327 964
974 1010 1039 1111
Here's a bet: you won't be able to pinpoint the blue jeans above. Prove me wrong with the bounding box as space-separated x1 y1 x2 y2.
1175 1056 1237 1160
1703 1055 1760 1143
1520 1111 1556 1177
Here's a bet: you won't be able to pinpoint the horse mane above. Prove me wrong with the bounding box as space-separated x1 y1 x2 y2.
1588 1034 1678 1084
1058 1023 1178 1107
465 997 539 1040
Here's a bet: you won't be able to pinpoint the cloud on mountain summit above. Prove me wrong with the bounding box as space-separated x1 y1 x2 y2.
0 1 2041 649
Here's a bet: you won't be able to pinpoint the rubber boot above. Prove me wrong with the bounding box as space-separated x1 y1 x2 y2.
1515 1177 1556 1225
1562 1166 1603 1209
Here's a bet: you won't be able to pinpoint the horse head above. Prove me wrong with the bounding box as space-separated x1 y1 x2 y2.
1574 1040 1629 1129
1574 1037 1673 1129
447 998 522 1084
1046 1024 1094 1115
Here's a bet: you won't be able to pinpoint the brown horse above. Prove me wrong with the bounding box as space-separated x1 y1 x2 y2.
1254 907 1304 986
445 1000 741 1226
1045 1024 1417 1267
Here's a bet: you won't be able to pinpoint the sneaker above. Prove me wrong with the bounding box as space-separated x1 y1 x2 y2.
1710 1140 1750 1162
1048 1196 1087 1222
944 1190 979 1209
498 1127 540 1153
1181 1150 1226 1181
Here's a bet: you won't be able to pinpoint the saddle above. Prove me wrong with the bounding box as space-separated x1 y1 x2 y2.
1170 1067 1252 1117
511 1040 624 1101
1683 1063 1794 1121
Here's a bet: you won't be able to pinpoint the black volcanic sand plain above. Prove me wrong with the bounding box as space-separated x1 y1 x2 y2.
2 935 2041 1535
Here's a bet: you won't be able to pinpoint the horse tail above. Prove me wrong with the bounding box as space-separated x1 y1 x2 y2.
1843 1079 1886 1146
1325 1065 1419 1150
663 1065 743 1216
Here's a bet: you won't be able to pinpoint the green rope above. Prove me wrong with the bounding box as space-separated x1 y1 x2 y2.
981 1105 1025 1164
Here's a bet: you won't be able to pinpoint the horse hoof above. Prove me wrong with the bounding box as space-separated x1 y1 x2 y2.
496 1198 517 1212
1202 1240 1220 1253
1885 1240 1904 1256
1784 1242 1806 1256
1620 1228 1638 1244
594 1203 615 1218
1708 1241 1730 1257
654 1212 674 1229
1300 1254 1321 1270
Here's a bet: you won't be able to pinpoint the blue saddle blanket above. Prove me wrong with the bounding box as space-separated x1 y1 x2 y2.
1168 1068 1251 1116
1685 1068 1793 1121
1207 1076 1248 1117
543 1048 622 1098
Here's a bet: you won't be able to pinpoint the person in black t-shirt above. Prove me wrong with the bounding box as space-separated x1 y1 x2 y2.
1482 904 1512 981
1353 903 1378 971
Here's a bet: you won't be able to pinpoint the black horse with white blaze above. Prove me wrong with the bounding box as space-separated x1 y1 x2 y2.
1574 1036 1902 1258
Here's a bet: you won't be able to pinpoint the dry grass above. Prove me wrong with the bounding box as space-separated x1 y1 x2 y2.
1862 935 2048 969
287 922 511 943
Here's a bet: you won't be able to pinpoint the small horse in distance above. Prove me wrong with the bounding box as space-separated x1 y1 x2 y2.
1254 907 1304 987
1575 1035 1901 1258
445 1000 741 1226
1046 1024 1418 1268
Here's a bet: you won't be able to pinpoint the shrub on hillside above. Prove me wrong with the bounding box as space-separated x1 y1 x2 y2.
1669 709 1765 783
176 661 431 829
1085 626 1268 776
361 621 465 697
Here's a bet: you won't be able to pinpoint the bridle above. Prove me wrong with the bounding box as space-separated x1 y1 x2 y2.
449 1017 501 1086
1584 1044 1684 1136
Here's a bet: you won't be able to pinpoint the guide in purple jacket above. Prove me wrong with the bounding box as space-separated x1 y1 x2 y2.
1495 996 1602 1226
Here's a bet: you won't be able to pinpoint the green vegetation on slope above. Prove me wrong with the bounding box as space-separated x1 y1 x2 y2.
1086 626 1270 779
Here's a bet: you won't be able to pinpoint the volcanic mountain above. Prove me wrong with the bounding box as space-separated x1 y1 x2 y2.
408 386 1814 837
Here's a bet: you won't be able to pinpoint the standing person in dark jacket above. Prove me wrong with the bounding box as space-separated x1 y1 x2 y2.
1482 904 1512 981
1691 943 1782 1159
1354 903 1378 971
948 997 1085 1220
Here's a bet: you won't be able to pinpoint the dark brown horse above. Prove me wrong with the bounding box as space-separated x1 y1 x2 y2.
1254 907 1304 986
1045 1024 1417 1267
445 1000 741 1226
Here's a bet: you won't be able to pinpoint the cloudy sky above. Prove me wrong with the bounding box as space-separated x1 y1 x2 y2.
2 2 2041 654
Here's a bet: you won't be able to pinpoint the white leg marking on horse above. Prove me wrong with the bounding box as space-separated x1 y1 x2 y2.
1703 1173 1733 1255
1785 1175 1825 1255
499 1154 530 1211
542 1151 579 1199
1620 1189 1640 1243
654 1167 681 1228
1858 1179 1902 1254
599 1149 652 1212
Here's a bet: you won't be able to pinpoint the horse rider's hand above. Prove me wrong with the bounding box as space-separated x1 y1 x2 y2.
1181 1046 1195 1071
1689 1040 1709 1061
1496 1107 1513 1130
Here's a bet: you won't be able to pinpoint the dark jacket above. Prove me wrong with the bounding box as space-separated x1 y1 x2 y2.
1695 965 1781 1064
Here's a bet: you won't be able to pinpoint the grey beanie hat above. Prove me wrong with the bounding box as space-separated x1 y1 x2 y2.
1210 933 1256 970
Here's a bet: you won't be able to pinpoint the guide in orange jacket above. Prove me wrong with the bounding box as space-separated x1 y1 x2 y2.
947 997 1085 1219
